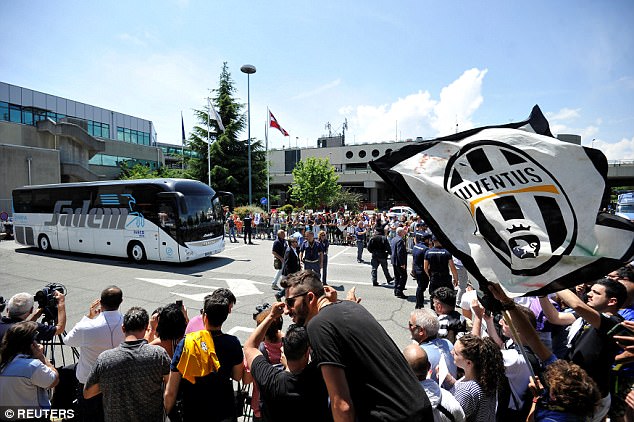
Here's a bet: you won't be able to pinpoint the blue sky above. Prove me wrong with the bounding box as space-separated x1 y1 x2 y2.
2 1 633 159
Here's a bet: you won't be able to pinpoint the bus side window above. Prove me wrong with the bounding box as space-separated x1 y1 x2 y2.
158 201 176 227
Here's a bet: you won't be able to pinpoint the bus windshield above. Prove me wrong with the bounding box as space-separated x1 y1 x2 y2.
178 194 224 243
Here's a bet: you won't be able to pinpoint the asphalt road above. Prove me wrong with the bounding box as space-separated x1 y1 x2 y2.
0 236 422 357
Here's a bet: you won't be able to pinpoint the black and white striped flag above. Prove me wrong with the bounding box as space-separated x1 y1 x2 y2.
370 105 634 296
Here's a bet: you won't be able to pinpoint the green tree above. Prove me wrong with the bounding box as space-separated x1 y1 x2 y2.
330 188 363 212
187 62 266 205
290 157 341 210
118 162 189 180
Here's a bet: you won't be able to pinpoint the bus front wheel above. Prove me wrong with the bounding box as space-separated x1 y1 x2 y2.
127 241 147 263
38 235 51 252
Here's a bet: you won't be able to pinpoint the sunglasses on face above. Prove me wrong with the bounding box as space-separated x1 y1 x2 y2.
285 291 310 307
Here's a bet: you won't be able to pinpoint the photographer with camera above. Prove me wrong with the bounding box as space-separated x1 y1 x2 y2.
0 289 66 342
63 286 124 422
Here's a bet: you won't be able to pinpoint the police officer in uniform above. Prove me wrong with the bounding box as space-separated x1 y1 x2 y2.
243 213 254 244
424 236 459 306
299 230 323 279
411 233 431 308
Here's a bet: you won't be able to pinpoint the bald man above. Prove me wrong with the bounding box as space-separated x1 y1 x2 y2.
403 344 465 422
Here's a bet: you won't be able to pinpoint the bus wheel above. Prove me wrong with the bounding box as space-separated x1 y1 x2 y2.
127 241 147 263
38 234 52 252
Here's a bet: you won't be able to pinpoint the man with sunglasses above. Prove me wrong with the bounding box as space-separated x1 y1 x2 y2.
243 302 331 422
281 270 433 421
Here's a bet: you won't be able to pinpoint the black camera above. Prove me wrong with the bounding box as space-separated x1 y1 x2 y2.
34 283 66 323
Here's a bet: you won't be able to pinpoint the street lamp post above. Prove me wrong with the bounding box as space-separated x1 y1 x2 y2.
241 64 256 204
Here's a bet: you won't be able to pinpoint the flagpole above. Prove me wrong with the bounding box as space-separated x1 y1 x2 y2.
207 97 211 187
181 111 185 171
266 108 270 213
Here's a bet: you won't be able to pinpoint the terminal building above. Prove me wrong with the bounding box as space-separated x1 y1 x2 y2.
269 135 415 210
0 81 165 213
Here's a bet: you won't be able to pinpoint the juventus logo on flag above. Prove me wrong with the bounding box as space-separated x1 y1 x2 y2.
370 105 634 297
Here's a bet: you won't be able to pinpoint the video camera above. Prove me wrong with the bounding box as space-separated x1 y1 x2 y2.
34 283 66 323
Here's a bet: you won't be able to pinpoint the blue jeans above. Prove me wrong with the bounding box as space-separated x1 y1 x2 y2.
356 240 364 261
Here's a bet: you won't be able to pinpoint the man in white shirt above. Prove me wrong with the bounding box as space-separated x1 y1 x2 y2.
403 344 465 422
63 286 124 422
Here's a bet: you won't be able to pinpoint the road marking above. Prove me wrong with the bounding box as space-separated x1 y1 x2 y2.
136 278 188 287
227 326 255 336
329 247 350 261
169 292 214 302
138 277 265 298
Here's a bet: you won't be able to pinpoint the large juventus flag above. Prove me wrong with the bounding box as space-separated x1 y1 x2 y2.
370 106 634 297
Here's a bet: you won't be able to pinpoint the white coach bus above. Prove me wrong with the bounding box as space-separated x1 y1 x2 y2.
11 179 233 263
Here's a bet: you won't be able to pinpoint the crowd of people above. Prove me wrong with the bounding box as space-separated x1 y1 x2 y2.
225 208 435 249
1 209 634 421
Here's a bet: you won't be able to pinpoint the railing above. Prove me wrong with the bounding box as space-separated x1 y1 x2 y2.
608 160 634 166
270 168 374 177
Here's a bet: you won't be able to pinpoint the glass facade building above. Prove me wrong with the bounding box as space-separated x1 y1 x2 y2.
0 82 158 168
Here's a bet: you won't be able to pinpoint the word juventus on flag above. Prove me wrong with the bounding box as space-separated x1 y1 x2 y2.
269 110 289 136
370 105 634 297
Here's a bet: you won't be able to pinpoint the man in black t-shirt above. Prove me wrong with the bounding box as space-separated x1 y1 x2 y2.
243 213 254 244
281 270 433 422
539 278 627 421
244 302 331 422
367 227 394 286
165 294 244 422
424 236 458 299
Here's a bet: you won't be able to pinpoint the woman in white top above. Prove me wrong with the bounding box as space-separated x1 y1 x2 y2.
0 321 59 411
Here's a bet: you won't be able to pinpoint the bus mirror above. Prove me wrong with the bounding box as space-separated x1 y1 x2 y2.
213 191 235 211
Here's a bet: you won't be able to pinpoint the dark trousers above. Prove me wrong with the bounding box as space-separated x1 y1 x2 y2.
393 265 407 294
356 240 364 261
429 273 453 306
371 256 392 284
414 272 430 308
76 382 104 422
244 229 252 243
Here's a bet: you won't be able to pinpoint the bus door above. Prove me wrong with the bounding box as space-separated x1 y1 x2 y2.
156 194 181 262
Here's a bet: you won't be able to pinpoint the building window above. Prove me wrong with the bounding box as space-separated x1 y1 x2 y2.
346 151 353 159
346 163 368 170
22 110 33 125
359 150 366 158
0 102 9 121
9 104 21 123
372 149 380 157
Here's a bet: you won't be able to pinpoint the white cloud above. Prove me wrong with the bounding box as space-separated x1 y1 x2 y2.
118 33 147 47
431 68 487 136
596 136 634 161
547 108 581 121
340 68 488 142
291 79 341 100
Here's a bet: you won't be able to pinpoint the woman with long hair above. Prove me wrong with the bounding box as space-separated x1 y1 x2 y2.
0 321 59 414
443 333 504 421
150 303 188 358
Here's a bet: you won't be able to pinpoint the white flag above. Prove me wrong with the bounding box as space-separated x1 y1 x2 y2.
371 106 634 298
211 103 225 133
